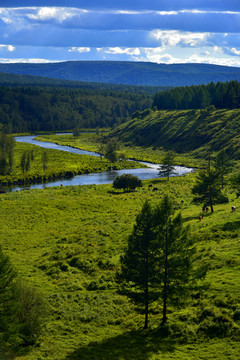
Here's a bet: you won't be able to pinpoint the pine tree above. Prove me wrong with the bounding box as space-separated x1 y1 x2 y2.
118 196 205 328
215 150 233 189
153 195 194 324
158 151 176 180
117 201 157 329
192 169 228 212
0 245 18 338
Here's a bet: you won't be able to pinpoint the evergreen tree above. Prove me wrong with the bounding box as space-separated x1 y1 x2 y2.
0 245 18 339
118 196 205 328
104 139 119 163
153 195 194 324
215 150 233 188
117 201 157 329
20 151 26 174
192 169 228 212
0 132 15 175
158 151 176 180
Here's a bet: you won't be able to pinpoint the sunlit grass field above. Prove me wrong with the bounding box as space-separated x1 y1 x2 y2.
36 133 201 168
0 169 240 359
0 140 145 186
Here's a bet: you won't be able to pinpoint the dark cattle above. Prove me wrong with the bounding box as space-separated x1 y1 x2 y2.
148 184 153 188
0 190 6 194
153 188 158 191
231 206 236 211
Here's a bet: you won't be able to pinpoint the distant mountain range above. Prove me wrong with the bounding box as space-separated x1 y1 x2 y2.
0 61 240 87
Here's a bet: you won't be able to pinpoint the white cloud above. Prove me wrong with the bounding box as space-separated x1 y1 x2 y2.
1 17 12 24
0 44 15 52
213 46 223 53
68 47 91 53
0 58 59 63
27 7 83 23
104 47 141 55
231 48 240 55
156 11 178 15
151 30 209 48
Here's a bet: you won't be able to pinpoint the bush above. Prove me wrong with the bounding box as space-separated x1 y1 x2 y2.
12 283 48 346
113 174 142 192
197 306 235 338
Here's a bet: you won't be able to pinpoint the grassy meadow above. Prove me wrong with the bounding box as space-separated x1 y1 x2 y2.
36 132 200 168
0 140 145 187
0 169 240 359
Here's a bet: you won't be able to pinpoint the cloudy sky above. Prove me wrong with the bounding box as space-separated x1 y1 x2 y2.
0 0 240 66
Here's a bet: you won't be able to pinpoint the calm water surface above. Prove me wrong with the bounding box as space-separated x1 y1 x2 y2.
7 136 193 192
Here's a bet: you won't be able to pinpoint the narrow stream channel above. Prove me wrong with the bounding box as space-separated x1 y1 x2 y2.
4 136 193 192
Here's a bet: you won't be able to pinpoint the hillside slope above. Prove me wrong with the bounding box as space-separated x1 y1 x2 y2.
1 61 240 86
110 108 240 158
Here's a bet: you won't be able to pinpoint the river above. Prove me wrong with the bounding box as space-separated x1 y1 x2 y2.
4 135 193 192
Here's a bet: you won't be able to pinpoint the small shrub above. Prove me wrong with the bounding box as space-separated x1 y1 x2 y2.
113 173 142 192
197 306 234 338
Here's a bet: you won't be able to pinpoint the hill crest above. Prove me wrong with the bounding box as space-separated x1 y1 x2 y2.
0 61 240 86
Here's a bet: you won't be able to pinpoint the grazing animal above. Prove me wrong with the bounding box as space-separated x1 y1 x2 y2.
0 190 6 194
202 206 209 213
199 216 203 221
148 184 152 188
231 206 236 211
153 187 158 191
61 184 63 186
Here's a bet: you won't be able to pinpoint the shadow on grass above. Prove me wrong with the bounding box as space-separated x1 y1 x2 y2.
107 189 139 195
221 220 240 231
183 215 199 222
65 330 176 360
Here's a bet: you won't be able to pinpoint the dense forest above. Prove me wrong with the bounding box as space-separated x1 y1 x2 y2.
1 77 240 134
0 86 152 132
0 72 170 95
153 80 240 110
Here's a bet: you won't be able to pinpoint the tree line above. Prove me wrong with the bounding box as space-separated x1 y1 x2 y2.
153 80 240 110
0 86 152 133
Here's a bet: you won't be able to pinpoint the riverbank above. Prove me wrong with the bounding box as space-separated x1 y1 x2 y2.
0 140 146 188
36 132 202 167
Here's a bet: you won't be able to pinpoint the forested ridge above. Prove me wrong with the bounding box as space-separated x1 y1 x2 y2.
1 61 240 86
0 86 152 132
0 72 170 95
0 77 239 134
153 80 240 110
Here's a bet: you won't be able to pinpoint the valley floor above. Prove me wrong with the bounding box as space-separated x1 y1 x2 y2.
0 171 240 359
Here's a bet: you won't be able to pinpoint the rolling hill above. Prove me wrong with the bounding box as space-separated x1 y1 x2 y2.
109 108 240 159
1 61 240 86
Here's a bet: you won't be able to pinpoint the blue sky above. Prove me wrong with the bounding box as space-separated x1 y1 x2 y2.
0 0 240 66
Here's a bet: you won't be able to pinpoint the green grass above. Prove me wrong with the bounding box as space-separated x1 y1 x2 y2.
0 140 145 186
0 171 240 359
36 133 199 167
108 108 240 164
